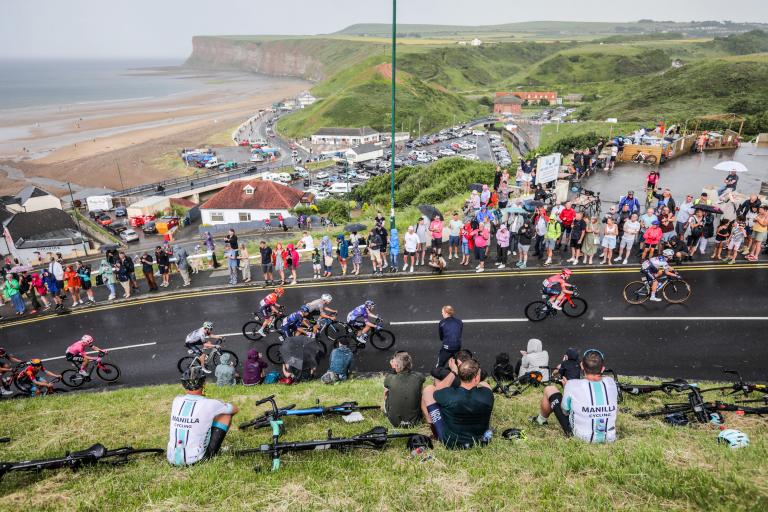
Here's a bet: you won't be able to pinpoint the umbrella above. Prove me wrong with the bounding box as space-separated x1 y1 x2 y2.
522 199 545 212
100 244 120 253
344 223 367 233
694 204 723 214
418 205 443 221
279 336 322 372
468 183 484 193
9 264 33 273
713 161 748 173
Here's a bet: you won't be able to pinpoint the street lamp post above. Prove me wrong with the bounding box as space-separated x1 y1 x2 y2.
389 0 397 230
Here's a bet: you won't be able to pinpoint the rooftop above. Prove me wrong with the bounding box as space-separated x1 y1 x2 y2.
5 208 84 247
200 179 305 211
348 143 382 154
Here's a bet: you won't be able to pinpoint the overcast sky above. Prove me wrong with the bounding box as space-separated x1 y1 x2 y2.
2 0 767 59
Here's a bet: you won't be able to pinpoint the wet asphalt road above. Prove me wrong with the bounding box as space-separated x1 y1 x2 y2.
2 263 767 391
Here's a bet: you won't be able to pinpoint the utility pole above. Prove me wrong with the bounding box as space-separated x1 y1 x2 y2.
67 181 89 254
389 0 397 230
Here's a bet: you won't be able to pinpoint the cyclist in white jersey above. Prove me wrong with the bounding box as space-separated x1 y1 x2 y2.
167 367 238 466
530 349 618 443
640 249 678 302
305 294 337 337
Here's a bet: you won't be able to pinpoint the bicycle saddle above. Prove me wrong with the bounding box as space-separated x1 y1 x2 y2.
69 443 107 460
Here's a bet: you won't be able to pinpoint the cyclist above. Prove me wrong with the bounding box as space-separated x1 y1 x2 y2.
640 249 678 302
278 306 312 339
541 268 574 310
184 321 222 374
347 300 378 344
16 359 62 396
305 293 337 336
255 287 285 337
65 334 108 376
0 348 24 396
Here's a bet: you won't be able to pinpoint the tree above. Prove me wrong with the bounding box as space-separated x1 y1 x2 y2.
539 99 550 106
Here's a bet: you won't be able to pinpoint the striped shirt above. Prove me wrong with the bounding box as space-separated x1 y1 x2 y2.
562 378 618 443
167 394 233 466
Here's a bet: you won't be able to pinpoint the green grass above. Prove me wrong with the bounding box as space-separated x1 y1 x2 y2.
2 377 767 510
539 122 645 148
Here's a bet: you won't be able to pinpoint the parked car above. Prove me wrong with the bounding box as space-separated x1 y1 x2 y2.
97 214 113 226
315 171 329 179
142 221 157 235
119 229 139 243
114 207 127 217
89 209 104 220
315 190 330 200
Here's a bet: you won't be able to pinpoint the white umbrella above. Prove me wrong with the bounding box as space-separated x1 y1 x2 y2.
713 161 748 173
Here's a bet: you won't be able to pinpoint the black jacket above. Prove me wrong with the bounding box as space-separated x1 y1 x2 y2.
438 316 463 351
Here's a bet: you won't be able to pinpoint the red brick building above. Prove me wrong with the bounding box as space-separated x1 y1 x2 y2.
493 95 523 115
495 91 558 105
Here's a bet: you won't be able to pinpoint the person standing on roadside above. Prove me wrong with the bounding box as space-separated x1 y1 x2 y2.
140 252 158 291
437 305 463 368
403 225 419 273
225 245 239 286
204 232 220 269
63 264 82 307
99 259 117 300
154 246 170 288
174 245 192 287
76 260 95 304
48 253 64 310
416 217 428 266
471 220 489 273
448 212 463 261
495 223 510 269
259 241 273 286
239 243 251 283
115 253 132 298
3 273 25 316
429 214 444 257
336 235 349 276
516 218 534 269
350 233 362 276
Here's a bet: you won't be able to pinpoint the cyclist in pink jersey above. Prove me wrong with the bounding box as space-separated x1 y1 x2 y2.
65 334 107 375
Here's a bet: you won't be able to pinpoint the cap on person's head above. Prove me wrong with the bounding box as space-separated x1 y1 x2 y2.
652 220 660 225
627 190 634 196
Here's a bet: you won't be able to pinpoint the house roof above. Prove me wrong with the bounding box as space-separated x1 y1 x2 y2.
200 179 304 211
5 208 84 247
314 127 379 137
494 95 523 105
348 143 382 155
17 186 52 204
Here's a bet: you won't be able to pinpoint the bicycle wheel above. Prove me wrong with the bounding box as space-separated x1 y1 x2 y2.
266 343 283 364
370 330 396 351
13 378 31 394
210 350 239 368
96 363 121 383
562 297 588 318
315 339 328 358
646 155 658 165
177 356 195 373
623 281 650 305
322 321 350 342
663 280 691 304
242 320 264 341
524 301 549 322
61 369 85 388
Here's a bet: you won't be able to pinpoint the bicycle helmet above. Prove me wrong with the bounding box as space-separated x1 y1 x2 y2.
364 300 376 309
181 367 206 391
321 293 332 303
30 358 42 367
718 429 749 449
274 287 285 296
299 306 310 314
81 334 94 346
561 268 573 277
202 321 214 331
662 249 674 258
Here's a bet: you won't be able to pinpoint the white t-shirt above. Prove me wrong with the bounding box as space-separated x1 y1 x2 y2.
168 394 234 466
449 219 463 237
562 377 618 443
300 235 315 251
404 232 420 252
622 220 640 239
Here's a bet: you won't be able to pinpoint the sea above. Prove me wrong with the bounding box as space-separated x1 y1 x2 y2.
0 58 214 110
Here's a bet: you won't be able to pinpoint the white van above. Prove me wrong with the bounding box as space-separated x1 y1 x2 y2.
277 172 292 184
327 183 354 195
261 173 280 182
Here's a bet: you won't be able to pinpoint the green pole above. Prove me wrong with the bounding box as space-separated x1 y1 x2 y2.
389 0 397 230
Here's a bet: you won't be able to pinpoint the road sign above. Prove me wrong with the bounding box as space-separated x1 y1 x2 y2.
535 153 561 185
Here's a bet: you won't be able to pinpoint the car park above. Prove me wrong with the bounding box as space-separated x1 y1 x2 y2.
114 207 127 217
97 214 113 226
119 229 140 243
315 171 329 179
89 209 104 220
142 221 157 235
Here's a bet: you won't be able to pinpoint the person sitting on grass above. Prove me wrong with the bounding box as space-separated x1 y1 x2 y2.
321 337 354 384
214 352 238 386
242 349 267 386
421 357 494 449
168 367 238 466
530 349 618 443
384 351 425 428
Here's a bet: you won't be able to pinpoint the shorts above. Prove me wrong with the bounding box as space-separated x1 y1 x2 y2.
727 239 743 251
259 305 274 318
337 256 347 264
158 265 169 275
641 269 657 283
431 239 442 249
661 231 676 242
65 352 84 364
405 250 416 257
601 237 616 249
56 280 65 293
313 263 321 271
619 237 635 250
570 239 582 249
448 235 460 247
544 284 562 295
544 238 557 250
261 264 273 274
610 156 616 162
473 246 486 261
753 230 767 243
369 248 381 260
185 342 203 356
518 243 530 254
80 280 92 291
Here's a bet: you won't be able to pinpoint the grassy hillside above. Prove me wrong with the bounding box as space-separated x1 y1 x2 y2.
525 48 671 84
1 378 766 510
277 62 486 138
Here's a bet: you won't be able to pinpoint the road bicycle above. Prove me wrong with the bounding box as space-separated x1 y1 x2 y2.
524 286 588 322
632 152 657 165
699 369 768 398
634 387 768 424
235 396 420 471
0 443 163 481
239 394 379 430
242 306 286 341
622 274 691 304
603 369 694 404
61 352 121 388
331 316 396 353
176 338 239 373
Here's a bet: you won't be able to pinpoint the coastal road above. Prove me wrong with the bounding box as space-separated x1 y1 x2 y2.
2 264 767 391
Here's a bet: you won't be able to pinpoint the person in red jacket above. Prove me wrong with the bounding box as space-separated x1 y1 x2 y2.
558 201 576 250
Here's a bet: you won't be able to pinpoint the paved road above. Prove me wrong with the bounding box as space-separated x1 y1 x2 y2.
3 264 766 393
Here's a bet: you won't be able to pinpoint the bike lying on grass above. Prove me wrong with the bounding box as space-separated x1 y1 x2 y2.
235 396 422 471
699 369 768 398
603 369 695 403
239 395 379 430
524 286 588 322
61 352 120 388
0 444 163 482
177 337 239 373
633 386 768 424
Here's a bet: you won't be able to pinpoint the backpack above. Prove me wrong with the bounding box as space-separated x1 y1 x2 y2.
263 371 280 384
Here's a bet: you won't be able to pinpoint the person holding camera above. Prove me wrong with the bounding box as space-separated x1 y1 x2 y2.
530 349 618 443
421 357 494 449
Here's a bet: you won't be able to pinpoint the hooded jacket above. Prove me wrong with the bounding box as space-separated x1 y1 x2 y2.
243 349 267 385
559 348 581 381
519 338 549 380
286 244 300 269
389 228 400 253
496 226 510 248
215 352 236 386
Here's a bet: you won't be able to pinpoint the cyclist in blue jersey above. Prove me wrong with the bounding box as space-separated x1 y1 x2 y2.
347 300 378 344
640 249 678 302
278 306 311 338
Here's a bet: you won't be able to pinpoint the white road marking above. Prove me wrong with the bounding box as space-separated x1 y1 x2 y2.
602 317 768 321
41 342 157 362
390 318 528 325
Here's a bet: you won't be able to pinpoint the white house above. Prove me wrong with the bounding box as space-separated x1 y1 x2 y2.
0 186 62 213
2 208 87 264
345 143 384 164
310 127 381 147
470 38 483 46
297 92 317 108
200 179 305 226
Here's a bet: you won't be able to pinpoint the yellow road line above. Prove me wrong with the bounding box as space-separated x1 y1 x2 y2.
2 263 766 330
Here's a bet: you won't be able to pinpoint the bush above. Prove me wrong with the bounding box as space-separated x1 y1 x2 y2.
326 202 350 224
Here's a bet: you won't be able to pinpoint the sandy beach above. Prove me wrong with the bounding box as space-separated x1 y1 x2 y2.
0 70 308 196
